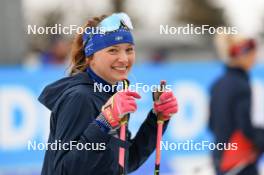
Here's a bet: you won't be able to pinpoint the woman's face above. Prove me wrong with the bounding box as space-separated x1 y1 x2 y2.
89 43 135 84
240 49 257 70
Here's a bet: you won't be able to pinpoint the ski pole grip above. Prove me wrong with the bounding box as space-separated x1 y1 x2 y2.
153 80 166 121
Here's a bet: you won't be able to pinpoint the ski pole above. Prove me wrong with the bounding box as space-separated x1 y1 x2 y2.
119 79 130 175
153 80 166 175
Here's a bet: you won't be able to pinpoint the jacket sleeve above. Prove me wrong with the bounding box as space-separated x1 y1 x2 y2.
127 110 169 173
52 91 112 175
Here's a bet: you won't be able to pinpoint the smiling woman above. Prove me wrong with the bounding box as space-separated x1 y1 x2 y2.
90 44 135 84
38 12 178 175
69 13 135 81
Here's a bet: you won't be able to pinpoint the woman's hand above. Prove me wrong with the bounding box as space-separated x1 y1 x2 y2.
101 90 141 128
153 91 178 121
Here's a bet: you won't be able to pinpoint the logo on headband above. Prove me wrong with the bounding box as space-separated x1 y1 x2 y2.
85 43 94 53
115 36 123 41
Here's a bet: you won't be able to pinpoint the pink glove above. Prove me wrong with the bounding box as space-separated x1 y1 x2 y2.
102 90 141 128
153 91 178 121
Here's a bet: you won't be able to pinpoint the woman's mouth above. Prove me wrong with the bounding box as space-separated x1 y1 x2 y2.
111 66 128 73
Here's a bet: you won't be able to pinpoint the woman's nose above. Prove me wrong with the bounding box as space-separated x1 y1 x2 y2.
117 51 129 63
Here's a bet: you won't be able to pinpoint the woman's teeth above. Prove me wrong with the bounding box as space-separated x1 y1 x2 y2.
113 67 127 71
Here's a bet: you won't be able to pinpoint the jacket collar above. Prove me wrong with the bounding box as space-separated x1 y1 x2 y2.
226 66 249 81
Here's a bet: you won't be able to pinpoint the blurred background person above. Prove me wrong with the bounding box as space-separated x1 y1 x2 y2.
38 35 70 66
24 35 70 67
209 33 263 175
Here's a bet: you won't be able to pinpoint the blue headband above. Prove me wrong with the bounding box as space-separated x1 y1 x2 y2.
82 27 134 57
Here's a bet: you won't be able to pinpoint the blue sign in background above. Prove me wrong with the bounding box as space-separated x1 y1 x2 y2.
0 61 263 175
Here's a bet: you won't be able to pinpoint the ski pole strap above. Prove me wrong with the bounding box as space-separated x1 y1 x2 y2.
109 136 131 149
120 116 128 125
122 79 129 90
157 120 164 124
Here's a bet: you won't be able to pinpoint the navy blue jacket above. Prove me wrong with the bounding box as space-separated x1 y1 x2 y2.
38 72 169 175
209 67 264 175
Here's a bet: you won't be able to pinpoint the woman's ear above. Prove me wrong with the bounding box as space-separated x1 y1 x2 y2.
88 55 94 60
85 57 90 67
87 56 95 67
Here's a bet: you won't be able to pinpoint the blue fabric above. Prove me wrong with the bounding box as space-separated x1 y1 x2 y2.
83 27 134 57
86 67 117 95
94 119 110 133
86 67 110 87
